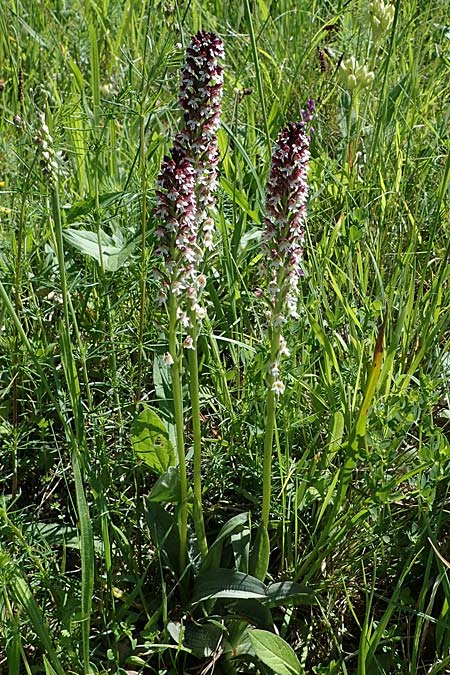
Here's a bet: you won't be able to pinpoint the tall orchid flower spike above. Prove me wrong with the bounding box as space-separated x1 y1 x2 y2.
253 103 314 581
178 30 224 251
177 31 224 561
152 32 224 567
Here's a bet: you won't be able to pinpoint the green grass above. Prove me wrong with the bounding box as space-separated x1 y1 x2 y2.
1 0 450 673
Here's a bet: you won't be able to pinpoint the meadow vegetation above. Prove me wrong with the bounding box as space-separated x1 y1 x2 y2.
0 0 450 673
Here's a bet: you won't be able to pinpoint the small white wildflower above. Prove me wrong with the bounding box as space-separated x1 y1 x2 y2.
271 380 285 395
177 308 190 328
163 352 174 366
279 335 290 357
195 305 207 320
183 336 195 349
197 274 207 289
368 0 395 39
339 57 374 92
269 363 280 377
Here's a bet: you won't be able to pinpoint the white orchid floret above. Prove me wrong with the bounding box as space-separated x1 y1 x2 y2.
163 352 174 365
279 335 290 357
183 336 195 349
195 305 207 320
177 308 191 328
271 380 285 395
269 362 280 377
197 274 207 289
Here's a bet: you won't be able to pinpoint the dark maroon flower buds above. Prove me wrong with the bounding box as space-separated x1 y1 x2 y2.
178 31 224 250
153 31 225 321
261 104 314 322
179 31 224 137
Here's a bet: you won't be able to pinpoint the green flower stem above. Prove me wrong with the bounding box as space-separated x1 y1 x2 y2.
261 326 281 532
168 294 188 573
136 107 147 401
187 312 208 560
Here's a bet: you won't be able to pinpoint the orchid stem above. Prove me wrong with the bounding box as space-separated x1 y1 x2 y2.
261 326 281 531
188 312 208 560
168 295 188 573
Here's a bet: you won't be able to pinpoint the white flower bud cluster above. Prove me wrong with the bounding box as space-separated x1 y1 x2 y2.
34 112 58 187
368 0 395 39
339 56 375 92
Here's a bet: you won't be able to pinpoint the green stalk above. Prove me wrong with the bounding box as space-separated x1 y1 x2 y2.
136 107 147 401
168 294 188 573
244 0 271 158
50 188 72 358
251 322 282 580
187 311 208 560
261 327 281 531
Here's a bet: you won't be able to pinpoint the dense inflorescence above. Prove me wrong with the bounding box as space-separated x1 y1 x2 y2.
260 101 314 392
34 112 58 187
153 31 224 332
154 137 200 321
261 100 314 323
177 31 224 250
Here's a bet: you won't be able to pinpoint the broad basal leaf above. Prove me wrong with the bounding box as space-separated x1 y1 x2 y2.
167 620 224 658
131 405 176 475
148 466 181 503
63 227 137 271
248 629 304 675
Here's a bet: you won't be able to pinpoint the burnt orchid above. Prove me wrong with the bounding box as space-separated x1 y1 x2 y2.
260 103 314 390
153 138 200 570
254 102 314 580
152 32 224 567
178 30 224 250
178 30 224 561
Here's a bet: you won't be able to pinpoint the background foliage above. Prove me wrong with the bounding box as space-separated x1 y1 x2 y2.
0 0 449 673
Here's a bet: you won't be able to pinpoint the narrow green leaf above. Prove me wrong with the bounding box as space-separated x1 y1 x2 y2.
220 176 259 222
264 582 317 608
146 503 180 575
200 512 249 573
131 405 176 475
191 569 267 604
10 577 65 675
6 628 20 675
43 656 58 675
355 316 386 440
248 629 304 675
